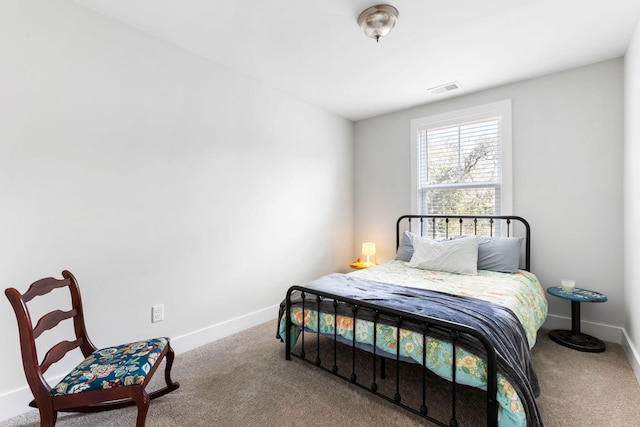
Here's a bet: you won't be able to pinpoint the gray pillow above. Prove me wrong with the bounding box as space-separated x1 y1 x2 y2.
395 230 417 261
477 236 523 273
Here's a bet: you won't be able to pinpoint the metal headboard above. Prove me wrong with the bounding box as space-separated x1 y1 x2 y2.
396 215 531 272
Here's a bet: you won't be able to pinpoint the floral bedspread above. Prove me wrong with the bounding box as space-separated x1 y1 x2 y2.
351 261 547 349
278 261 547 427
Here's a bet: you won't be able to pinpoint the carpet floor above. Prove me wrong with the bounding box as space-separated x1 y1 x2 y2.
4 320 640 426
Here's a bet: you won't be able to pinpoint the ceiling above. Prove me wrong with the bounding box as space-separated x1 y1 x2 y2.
71 0 640 121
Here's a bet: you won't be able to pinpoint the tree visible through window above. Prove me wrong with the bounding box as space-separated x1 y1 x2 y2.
411 100 512 218
418 118 500 215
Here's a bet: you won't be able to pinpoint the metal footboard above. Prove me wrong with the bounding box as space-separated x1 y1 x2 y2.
284 285 498 427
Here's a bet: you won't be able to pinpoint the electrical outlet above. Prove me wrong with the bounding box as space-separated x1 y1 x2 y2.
152 304 164 323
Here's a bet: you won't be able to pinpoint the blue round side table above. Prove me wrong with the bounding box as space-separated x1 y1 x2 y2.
546 286 607 353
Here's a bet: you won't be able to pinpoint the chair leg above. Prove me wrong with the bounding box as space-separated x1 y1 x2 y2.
132 390 150 427
145 343 180 402
164 344 177 388
37 403 57 427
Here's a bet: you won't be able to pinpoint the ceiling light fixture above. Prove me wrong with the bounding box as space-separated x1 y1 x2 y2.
358 4 399 43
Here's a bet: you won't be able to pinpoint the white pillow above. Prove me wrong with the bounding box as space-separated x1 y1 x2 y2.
407 236 479 275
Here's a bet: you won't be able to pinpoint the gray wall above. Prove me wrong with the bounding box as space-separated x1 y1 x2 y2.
624 19 640 377
0 0 354 419
354 58 624 333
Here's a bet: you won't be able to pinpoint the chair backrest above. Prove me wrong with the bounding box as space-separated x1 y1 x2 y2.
5 270 97 402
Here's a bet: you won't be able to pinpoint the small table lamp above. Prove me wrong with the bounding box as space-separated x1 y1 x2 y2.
362 243 376 266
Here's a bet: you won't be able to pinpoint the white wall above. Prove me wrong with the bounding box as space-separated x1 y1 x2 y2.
355 59 624 337
624 18 640 379
0 0 354 420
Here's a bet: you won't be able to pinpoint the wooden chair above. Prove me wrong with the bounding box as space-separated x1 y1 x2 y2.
5 270 180 426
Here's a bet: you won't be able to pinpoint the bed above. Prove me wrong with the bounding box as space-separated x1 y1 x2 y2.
277 215 547 427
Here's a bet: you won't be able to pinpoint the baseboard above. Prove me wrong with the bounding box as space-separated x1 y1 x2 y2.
621 329 640 384
0 304 280 423
542 314 623 344
0 386 38 422
170 303 279 355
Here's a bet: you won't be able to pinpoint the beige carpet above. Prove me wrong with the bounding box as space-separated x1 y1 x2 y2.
4 320 640 426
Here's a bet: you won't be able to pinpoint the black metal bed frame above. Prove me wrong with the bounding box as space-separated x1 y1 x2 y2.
284 215 531 427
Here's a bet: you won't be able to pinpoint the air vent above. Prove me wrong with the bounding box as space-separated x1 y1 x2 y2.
428 81 461 95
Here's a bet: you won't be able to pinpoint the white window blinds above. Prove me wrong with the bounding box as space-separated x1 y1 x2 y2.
411 100 512 216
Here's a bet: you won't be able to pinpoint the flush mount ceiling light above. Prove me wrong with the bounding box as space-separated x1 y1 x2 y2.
358 4 399 43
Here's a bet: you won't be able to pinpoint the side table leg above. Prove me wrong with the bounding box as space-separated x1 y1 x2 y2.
571 301 581 334
549 300 605 353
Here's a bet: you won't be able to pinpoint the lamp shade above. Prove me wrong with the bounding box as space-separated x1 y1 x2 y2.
362 243 376 256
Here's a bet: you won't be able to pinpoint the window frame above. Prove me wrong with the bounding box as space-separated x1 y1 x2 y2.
410 99 513 215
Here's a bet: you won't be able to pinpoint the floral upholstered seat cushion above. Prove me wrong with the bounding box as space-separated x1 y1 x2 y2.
51 337 169 396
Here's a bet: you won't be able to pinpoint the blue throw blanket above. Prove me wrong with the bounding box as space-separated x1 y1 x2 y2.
280 273 542 427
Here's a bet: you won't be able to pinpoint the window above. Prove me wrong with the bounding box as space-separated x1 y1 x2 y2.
410 100 512 216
